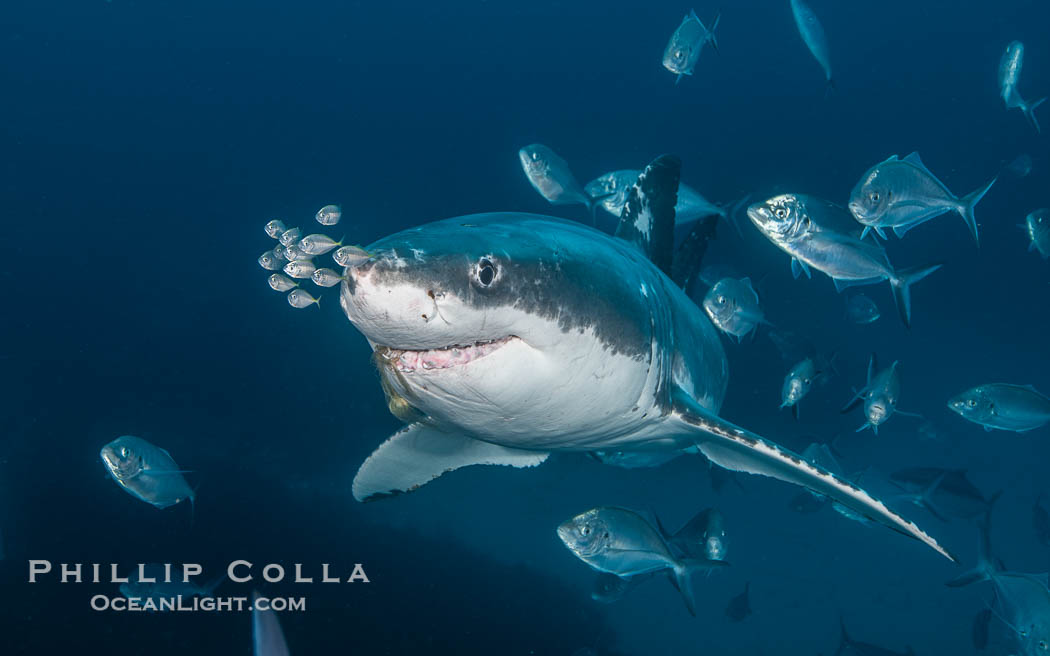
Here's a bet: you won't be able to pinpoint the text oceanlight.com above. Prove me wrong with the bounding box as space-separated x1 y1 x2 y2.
89 595 306 612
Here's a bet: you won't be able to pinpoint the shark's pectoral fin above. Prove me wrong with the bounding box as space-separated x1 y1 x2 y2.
352 424 549 502
670 390 954 561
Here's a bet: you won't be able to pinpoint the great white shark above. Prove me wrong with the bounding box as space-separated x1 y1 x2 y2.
334 155 954 561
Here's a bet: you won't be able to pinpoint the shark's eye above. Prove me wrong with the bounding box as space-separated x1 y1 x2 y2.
475 258 497 287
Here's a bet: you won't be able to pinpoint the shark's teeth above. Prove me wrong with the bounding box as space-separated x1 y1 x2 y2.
377 336 517 373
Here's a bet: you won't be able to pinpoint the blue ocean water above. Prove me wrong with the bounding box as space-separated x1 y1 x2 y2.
2 0 1049 654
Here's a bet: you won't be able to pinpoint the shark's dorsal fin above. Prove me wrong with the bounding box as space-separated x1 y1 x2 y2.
615 154 680 277
352 424 549 502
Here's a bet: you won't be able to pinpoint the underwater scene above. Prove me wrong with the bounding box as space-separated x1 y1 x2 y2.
3 0 1050 654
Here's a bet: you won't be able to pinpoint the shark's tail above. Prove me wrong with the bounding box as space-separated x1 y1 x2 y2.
889 264 942 329
1024 97 1046 134
957 176 997 246
945 491 1002 587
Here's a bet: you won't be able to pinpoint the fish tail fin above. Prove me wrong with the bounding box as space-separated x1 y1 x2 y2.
836 616 852 656
1025 97 1046 134
314 294 322 308
889 263 942 329
824 77 837 99
673 557 728 617
708 10 721 54
945 490 1002 587
958 176 997 246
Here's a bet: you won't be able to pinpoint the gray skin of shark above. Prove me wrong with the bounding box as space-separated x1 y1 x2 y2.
948 384 1050 432
336 209 952 561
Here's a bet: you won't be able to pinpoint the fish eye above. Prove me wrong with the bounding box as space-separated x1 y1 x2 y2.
119 447 129 458
580 525 591 537
475 258 497 288
717 295 727 305
774 207 788 220
966 399 977 408
869 191 880 203
1040 640 1048 651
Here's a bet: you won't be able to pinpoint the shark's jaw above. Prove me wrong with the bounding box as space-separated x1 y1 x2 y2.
374 336 519 373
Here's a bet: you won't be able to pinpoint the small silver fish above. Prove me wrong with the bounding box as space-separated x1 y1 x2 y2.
283 245 312 262
845 294 880 324
790 0 834 90
100 436 194 510
557 506 725 616
999 41 1045 133
661 9 720 82
268 273 298 292
749 194 941 328
781 358 818 418
283 259 317 279
1006 153 1033 178
848 152 996 244
298 234 343 256
278 227 302 247
333 245 374 268
316 204 342 226
1024 209 1050 259
272 244 287 260
585 169 725 224
702 277 767 342
264 220 287 239
843 356 920 434
287 289 320 308
518 144 602 218
948 384 1050 432
258 251 283 271
311 267 345 287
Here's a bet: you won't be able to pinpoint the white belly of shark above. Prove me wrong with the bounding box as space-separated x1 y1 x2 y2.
335 208 953 563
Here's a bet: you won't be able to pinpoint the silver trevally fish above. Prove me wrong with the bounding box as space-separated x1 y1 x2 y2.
584 169 725 225
299 234 343 256
333 155 953 560
316 204 341 226
333 245 373 268
844 293 880 324
268 273 298 292
948 384 1050 432
278 227 302 247
518 144 605 220
120 563 224 610
311 268 345 288
258 250 284 271
748 194 941 328
1023 209 1050 259
264 220 287 239
842 355 921 434
702 277 769 342
780 357 824 419
999 41 1046 133
848 152 996 244
789 0 834 92
287 289 320 309
100 436 194 510
558 506 726 615
662 9 720 83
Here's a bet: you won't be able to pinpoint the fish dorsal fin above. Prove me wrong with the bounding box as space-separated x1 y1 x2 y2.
352 424 549 502
903 152 931 172
615 154 680 277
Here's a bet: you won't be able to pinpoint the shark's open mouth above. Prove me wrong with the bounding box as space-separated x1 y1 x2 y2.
375 336 518 373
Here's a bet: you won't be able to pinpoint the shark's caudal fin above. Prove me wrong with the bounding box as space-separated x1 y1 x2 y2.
889 263 942 328
1025 97 1046 134
945 491 1002 587
615 154 680 277
351 424 549 502
957 176 997 245
671 389 955 561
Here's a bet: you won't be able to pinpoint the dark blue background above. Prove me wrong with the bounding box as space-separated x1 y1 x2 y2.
1 0 1048 653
